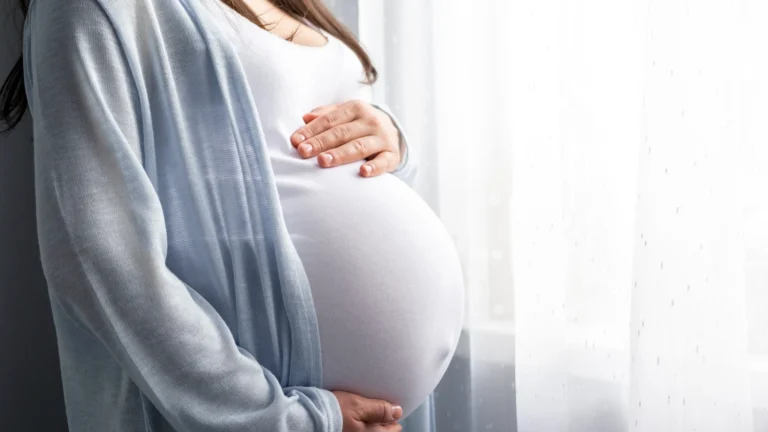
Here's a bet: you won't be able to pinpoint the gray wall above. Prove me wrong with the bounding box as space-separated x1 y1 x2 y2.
0 3 68 431
326 0 358 34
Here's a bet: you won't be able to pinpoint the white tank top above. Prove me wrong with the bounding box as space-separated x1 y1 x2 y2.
210 4 464 417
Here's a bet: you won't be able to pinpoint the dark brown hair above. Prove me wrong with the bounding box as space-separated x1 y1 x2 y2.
0 0 377 133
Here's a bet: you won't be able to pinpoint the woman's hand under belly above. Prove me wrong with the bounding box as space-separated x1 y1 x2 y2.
275 162 465 417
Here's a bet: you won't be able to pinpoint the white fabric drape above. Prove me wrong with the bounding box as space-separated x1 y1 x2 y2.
360 0 767 431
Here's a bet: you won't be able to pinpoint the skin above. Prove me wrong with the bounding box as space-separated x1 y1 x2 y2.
333 391 404 432
242 0 403 179
240 1 404 430
294 102 402 178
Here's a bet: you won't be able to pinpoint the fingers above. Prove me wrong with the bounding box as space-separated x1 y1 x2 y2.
292 100 368 148
302 112 321 124
302 104 338 124
316 135 384 168
309 103 339 115
296 120 371 159
332 391 403 432
359 151 399 177
356 398 403 424
291 100 402 175
367 423 403 432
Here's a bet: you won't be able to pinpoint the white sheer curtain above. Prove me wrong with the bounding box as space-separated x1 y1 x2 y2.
359 0 768 431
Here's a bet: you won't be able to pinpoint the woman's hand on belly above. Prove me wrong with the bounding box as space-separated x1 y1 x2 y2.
289 100 401 178
332 391 404 432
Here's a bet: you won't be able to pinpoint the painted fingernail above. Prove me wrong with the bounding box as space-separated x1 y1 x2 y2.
294 134 306 144
392 406 403 420
299 143 312 156
319 153 333 166
361 164 373 176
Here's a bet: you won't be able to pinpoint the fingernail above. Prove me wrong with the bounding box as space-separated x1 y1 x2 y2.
361 164 372 176
392 406 403 420
319 153 333 166
294 134 306 144
299 143 312 156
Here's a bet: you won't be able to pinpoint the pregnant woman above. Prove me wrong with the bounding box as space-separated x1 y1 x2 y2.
0 0 464 431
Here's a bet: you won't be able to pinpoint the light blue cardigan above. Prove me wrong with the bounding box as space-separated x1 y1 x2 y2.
23 0 433 431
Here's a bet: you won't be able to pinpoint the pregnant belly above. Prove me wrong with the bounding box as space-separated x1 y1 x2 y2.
275 162 465 417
